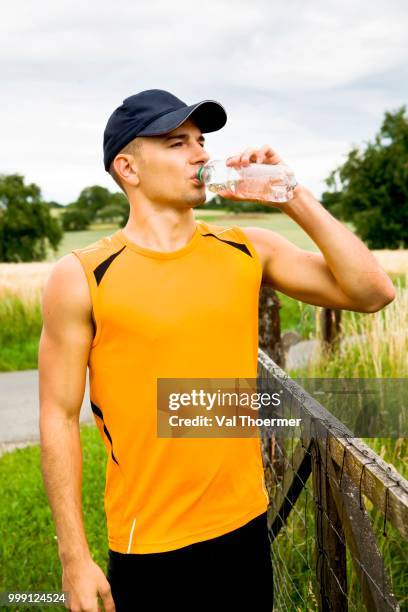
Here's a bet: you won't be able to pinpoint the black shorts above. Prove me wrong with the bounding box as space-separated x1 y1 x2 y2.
106 511 273 611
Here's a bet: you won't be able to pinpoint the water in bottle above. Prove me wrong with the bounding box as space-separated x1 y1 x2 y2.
196 159 297 203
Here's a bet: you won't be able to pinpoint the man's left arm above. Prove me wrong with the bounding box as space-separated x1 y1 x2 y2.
225 145 396 313
244 185 396 313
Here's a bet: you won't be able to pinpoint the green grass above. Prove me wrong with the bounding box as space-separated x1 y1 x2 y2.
0 339 39 371
0 425 108 611
287 275 407 380
275 292 316 339
45 225 118 261
0 295 42 371
388 271 407 289
219 213 320 251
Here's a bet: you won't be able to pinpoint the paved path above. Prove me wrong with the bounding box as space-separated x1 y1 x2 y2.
285 339 319 371
284 334 366 371
0 369 93 456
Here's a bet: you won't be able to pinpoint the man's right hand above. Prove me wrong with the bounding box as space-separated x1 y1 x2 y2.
62 558 116 612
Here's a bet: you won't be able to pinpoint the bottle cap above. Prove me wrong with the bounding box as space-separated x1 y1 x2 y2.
197 166 205 182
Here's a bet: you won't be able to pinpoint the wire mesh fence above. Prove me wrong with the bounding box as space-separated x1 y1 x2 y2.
258 348 408 611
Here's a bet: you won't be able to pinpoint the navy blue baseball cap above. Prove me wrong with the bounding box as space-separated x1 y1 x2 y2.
103 89 227 172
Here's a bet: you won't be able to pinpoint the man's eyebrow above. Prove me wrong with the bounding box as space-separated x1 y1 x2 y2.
162 133 206 143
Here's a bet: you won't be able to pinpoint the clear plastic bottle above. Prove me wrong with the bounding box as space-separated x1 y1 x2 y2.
196 159 298 203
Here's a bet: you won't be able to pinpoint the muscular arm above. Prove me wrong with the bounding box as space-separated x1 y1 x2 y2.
224 146 395 313
39 254 114 612
242 186 396 313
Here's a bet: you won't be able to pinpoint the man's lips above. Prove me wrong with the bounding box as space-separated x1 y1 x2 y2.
191 177 204 185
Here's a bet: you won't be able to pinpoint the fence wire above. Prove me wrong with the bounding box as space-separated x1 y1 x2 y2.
258 360 407 612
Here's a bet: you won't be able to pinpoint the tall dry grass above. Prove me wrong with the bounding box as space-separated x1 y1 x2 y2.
0 262 52 304
0 264 52 370
291 274 408 379
371 249 408 275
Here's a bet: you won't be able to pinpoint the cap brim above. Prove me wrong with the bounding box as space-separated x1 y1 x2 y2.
137 100 227 136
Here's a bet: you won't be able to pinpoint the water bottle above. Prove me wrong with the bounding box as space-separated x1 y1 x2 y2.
196 159 298 203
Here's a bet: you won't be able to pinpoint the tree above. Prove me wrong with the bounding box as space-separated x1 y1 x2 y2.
76 185 115 217
44 200 64 208
321 106 408 249
0 174 63 262
97 203 126 223
62 186 129 230
61 205 92 231
197 194 279 213
99 192 128 226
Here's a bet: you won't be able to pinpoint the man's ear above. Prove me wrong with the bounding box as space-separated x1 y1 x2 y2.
114 154 140 188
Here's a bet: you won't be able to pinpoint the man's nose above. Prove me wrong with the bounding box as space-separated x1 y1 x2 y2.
192 147 210 165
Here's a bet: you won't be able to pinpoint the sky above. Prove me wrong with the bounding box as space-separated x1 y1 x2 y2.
1 0 407 205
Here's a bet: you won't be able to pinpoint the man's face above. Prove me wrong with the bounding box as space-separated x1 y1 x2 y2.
133 118 210 208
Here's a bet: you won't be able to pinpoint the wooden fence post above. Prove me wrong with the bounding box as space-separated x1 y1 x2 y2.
258 285 285 367
312 440 348 611
323 438 400 611
320 308 342 354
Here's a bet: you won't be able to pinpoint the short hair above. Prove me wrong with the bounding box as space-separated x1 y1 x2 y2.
108 138 144 196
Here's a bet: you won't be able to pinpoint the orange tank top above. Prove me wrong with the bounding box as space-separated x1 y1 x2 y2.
72 220 269 553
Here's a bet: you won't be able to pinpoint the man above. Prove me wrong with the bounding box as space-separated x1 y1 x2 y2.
39 89 395 612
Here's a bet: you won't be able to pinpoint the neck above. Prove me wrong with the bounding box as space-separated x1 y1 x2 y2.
122 200 198 252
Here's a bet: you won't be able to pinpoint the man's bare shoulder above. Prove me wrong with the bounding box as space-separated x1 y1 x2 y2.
240 225 283 247
42 254 92 319
240 226 286 269
47 253 88 287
